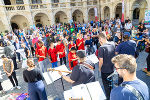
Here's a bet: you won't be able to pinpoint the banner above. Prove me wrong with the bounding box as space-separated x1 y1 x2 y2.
145 10 150 27
121 0 125 22
94 7 98 22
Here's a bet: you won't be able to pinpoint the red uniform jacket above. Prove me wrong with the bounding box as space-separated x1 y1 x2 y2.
76 38 85 50
56 43 66 58
36 46 47 62
68 43 76 51
48 48 57 63
68 52 78 70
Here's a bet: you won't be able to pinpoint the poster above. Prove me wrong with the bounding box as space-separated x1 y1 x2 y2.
145 10 150 27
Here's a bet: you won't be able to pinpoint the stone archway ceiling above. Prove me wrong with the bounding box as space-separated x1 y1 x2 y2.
132 0 148 9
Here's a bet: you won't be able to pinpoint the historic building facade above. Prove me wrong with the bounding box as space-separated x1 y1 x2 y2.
0 0 150 32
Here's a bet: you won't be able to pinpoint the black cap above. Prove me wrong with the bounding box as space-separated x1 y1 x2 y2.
70 47 76 51
76 50 86 58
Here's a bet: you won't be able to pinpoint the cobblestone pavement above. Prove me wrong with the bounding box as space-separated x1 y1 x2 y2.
0 51 150 100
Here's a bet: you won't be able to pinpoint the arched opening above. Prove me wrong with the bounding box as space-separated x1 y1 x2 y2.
34 13 50 28
133 8 140 19
115 3 122 19
4 0 11 5
0 21 6 33
72 10 84 23
4 0 24 5
10 15 29 31
132 0 148 23
104 6 110 20
11 23 19 31
88 8 95 22
55 11 68 24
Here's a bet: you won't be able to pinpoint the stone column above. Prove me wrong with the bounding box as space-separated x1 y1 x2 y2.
49 10 55 25
82 0 88 23
0 0 12 32
67 8 72 23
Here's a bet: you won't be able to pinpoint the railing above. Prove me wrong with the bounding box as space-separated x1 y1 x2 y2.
52 3 66 8
87 0 97 6
30 4 47 9
70 2 83 7
5 5 25 11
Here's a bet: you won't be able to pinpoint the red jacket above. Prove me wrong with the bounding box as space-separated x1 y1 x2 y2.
76 38 85 50
56 43 66 58
68 52 78 70
48 48 57 63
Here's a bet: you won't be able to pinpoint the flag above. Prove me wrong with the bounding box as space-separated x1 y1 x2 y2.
94 7 98 22
121 0 124 22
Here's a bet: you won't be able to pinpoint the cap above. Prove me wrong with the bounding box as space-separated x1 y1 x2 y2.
124 32 130 37
76 50 86 58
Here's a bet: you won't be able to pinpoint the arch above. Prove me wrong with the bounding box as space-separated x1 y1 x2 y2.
88 8 95 22
115 3 122 19
104 6 110 20
131 0 148 22
55 11 68 24
34 13 50 28
133 8 140 19
10 15 29 30
72 9 84 23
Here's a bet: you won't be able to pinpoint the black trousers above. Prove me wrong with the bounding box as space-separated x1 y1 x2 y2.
31 47 35 57
146 54 150 71
0 82 3 91
8 71 18 87
60 57 66 65
101 72 113 100
11 56 18 70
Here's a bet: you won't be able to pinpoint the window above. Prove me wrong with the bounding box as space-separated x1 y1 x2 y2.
16 0 24 4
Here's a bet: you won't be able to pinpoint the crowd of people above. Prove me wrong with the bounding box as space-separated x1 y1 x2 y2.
0 17 150 100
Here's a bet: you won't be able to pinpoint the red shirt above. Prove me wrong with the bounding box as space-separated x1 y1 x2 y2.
36 46 47 62
56 43 66 58
76 38 85 50
68 43 76 51
68 52 78 70
48 48 57 63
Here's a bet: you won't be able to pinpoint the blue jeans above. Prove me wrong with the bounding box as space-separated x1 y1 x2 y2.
52 62 58 68
28 80 47 100
38 59 47 73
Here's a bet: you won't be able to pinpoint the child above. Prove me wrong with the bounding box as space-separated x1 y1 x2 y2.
56 39 66 65
85 35 95 55
48 42 57 68
68 39 76 51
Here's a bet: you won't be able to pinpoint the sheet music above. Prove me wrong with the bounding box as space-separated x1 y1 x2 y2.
64 81 106 100
87 54 99 64
43 65 70 85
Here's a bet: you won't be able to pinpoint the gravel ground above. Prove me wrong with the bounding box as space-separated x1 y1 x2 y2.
0 51 150 100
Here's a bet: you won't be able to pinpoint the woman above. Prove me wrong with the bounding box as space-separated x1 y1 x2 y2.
23 58 47 100
1 55 20 90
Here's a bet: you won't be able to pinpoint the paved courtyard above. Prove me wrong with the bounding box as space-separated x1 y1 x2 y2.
0 50 150 100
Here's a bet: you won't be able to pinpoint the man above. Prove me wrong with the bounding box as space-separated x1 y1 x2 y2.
116 32 136 56
4 41 18 70
110 54 149 100
59 50 95 86
36 40 48 73
98 32 115 100
21 43 30 59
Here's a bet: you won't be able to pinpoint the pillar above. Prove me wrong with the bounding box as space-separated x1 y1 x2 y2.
83 0 88 23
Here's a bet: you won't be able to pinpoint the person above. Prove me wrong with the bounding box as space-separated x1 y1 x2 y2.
36 40 48 73
98 32 115 100
116 32 136 56
0 70 6 95
68 47 78 70
1 55 21 90
110 54 149 100
13 38 21 62
4 41 18 70
76 34 85 50
56 39 66 65
23 58 48 100
48 42 58 68
59 50 95 86
21 43 30 59
85 35 95 55
68 39 76 51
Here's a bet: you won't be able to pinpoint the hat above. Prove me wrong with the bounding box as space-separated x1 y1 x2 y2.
76 50 86 58
124 32 130 37
70 47 76 51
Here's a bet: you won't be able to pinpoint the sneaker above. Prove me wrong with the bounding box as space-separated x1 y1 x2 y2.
16 86 21 89
11 87 16 90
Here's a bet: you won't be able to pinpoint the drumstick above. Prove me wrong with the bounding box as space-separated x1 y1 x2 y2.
48 68 72 74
